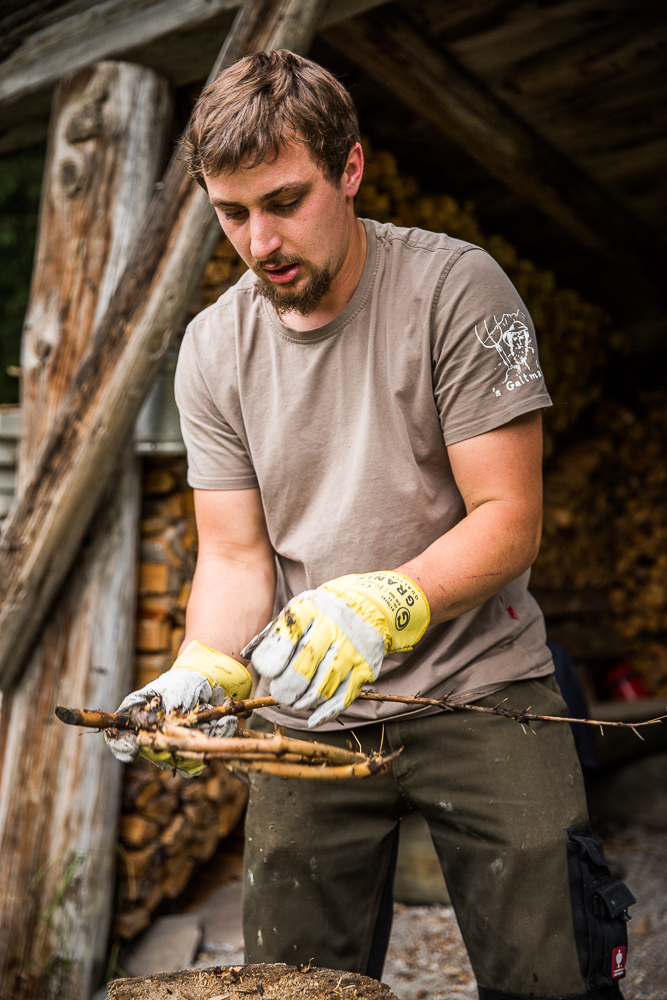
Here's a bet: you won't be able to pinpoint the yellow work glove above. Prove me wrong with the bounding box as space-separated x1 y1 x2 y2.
242 572 429 727
105 640 252 777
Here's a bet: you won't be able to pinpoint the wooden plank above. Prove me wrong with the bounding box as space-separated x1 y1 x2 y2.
322 6 667 296
503 15 667 99
0 0 240 106
0 60 168 1000
0 0 384 110
0 1 326 679
0 452 142 1000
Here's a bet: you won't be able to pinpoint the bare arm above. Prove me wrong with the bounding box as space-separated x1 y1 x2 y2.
397 410 543 625
182 488 276 675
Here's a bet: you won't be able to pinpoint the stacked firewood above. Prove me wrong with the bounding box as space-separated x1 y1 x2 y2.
134 459 195 683
200 235 248 307
533 393 667 696
115 457 248 939
116 758 248 939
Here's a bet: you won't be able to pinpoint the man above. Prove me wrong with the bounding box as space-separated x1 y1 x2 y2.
108 50 633 999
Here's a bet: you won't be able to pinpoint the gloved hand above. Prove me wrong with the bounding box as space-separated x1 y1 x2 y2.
242 572 429 728
105 640 252 777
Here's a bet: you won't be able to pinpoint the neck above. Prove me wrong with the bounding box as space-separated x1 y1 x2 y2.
278 216 367 332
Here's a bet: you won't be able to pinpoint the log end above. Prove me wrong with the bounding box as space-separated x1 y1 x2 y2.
55 705 81 726
108 962 400 999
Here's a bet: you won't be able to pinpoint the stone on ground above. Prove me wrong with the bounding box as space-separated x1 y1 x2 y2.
124 913 202 977
189 878 245 967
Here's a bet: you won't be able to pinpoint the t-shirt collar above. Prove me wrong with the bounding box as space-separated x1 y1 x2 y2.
261 218 377 343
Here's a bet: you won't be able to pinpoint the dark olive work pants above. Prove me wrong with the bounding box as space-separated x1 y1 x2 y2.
243 677 634 1000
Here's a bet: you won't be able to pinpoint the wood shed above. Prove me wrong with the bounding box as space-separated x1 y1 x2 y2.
0 1 666 997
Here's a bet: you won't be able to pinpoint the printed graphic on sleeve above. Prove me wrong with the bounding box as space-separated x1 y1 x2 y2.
474 310 543 397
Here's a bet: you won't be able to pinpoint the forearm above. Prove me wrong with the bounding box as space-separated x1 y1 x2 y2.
397 499 541 625
396 412 544 625
182 550 276 665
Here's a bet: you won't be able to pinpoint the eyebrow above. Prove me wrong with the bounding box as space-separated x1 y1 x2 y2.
210 182 309 209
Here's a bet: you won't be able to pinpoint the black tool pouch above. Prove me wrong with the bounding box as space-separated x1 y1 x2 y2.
567 821 636 989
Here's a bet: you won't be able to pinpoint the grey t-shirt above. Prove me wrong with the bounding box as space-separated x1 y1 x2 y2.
175 219 555 730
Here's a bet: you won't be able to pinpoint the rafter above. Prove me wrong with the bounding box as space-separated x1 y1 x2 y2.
322 5 666 300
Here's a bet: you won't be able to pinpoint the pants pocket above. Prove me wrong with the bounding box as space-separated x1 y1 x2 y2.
567 821 636 989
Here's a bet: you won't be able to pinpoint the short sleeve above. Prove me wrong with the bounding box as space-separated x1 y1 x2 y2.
174 326 258 490
432 248 552 445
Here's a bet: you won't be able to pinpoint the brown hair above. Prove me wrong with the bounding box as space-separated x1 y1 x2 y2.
182 50 360 187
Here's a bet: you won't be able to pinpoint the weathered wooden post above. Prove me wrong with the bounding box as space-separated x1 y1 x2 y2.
0 62 171 999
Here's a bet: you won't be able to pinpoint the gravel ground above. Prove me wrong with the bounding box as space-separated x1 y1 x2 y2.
382 904 475 1000
603 825 667 1000
382 826 667 1000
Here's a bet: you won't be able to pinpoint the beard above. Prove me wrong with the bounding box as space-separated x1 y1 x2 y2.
253 253 333 317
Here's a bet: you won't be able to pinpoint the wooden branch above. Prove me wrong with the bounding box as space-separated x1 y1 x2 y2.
356 692 667 736
0 0 328 691
322 6 667 296
55 705 137 731
167 755 390 779
137 729 396 779
159 722 372 764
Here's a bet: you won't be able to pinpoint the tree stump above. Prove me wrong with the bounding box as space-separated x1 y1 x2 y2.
108 963 399 999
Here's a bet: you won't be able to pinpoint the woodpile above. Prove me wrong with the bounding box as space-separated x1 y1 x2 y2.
201 235 248 307
116 457 247 940
136 460 196 680
533 393 667 696
115 757 248 940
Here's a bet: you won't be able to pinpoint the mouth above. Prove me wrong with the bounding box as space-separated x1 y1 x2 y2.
261 261 302 285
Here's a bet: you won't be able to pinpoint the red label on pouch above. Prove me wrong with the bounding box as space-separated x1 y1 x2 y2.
611 946 626 979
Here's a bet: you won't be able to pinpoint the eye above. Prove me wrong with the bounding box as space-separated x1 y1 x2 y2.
222 208 247 221
274 196 301 213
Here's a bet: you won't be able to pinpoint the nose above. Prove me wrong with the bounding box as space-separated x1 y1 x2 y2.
249 213 281 262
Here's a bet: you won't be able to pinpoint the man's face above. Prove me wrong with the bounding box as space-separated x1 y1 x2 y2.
204 140 362 316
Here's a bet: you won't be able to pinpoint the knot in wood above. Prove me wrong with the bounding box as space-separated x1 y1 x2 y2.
59 158 86 198
66 94 108 144
35 339 52 362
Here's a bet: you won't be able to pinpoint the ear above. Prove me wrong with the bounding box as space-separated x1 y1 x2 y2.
343 142 364 199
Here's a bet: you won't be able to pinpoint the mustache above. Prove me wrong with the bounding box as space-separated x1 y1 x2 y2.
252 252 308 273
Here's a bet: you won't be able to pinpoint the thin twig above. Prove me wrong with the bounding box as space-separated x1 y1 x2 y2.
56 693 667 736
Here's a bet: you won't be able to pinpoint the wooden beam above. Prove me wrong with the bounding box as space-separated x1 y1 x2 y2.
322 6 667 297
0 60 167 999
0 0 326 690
0 0 385 110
